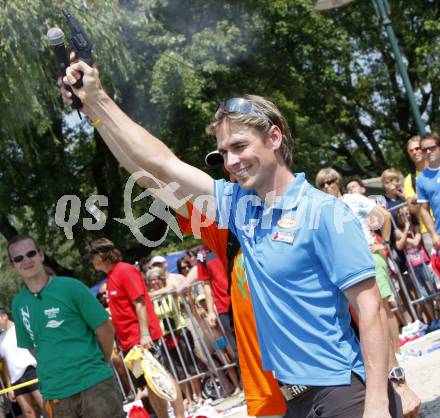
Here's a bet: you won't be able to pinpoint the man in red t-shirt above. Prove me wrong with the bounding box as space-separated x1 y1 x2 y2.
90 238 184 418
196 247 237 356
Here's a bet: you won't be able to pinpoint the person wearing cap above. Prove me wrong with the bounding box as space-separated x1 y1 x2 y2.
89 238 185 418
8 234 124 418
63 60 402 417
148 255 189 297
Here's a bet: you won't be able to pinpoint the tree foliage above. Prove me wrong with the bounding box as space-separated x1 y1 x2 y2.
1 0 439 297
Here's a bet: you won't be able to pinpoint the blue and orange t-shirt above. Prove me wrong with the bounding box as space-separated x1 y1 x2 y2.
177 204 286 417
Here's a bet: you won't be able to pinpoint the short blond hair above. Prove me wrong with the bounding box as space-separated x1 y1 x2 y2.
380 168 402 185
206 95 294 167
315 167 343 191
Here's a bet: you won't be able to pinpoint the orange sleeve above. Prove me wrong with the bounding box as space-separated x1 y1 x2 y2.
175 203 229 271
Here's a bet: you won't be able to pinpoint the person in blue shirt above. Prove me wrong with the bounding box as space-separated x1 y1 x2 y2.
417 133 440 250
62 61 402 417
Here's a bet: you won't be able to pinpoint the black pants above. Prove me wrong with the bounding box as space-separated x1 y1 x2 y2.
284 374 403 418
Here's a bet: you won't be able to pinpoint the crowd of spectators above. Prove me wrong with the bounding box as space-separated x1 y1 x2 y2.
1 133 439 418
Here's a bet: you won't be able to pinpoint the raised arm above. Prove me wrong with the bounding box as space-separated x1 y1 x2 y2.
63 61 214 206
372 205 391 242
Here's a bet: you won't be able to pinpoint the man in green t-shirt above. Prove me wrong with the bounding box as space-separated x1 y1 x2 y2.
8 235 125 418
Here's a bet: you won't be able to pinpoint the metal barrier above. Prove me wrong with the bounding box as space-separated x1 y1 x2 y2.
110 281 239 408
385 202 440 322
0 374 15 418
111 346 137 405
151 281 238 400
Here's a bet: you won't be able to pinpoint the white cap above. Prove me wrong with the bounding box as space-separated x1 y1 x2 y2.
150 255 167 265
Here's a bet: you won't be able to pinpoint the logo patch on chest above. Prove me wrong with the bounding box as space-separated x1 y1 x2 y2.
46 320 65 329
277 217 297 229
272 231 295 244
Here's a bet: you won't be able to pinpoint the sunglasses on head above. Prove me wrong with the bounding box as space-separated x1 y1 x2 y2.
215 98 272 123
89 246 114 256
12 250 38 264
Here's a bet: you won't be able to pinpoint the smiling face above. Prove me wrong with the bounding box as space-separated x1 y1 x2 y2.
9 238 46 281
407 140 424 165
319 178 341 197
421 137 440 168
216 120 282 194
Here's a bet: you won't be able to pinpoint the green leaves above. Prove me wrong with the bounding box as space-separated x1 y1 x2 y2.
1 0 439 286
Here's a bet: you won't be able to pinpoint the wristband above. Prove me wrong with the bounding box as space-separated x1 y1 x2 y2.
141 331 150 337
89 118 102 127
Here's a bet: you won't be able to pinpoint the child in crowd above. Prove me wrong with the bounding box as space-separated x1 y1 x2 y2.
395 206 437 322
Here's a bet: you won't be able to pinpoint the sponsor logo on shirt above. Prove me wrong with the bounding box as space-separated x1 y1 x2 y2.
20 306 36 347
44 307 60 319
277 217 297 229
46 320 65 329
272 231 295 244
110 290 117 296
233 252 248 301
43 307 64 329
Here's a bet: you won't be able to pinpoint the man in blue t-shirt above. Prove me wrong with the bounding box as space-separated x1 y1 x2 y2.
61 61 403 417
417 133 440 250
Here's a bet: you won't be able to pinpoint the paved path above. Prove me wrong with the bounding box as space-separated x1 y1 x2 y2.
202 329 440 418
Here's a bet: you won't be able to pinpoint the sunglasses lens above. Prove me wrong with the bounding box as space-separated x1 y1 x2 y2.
12 250 37 263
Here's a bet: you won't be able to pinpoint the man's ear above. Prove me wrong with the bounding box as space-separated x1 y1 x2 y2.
265 125 283 151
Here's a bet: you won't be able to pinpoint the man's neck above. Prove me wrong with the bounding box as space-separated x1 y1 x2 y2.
258 167 295 205
415 161 425 172
101 261 117 274
6 320 13 330
428 161 440 170
24 272 50 293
